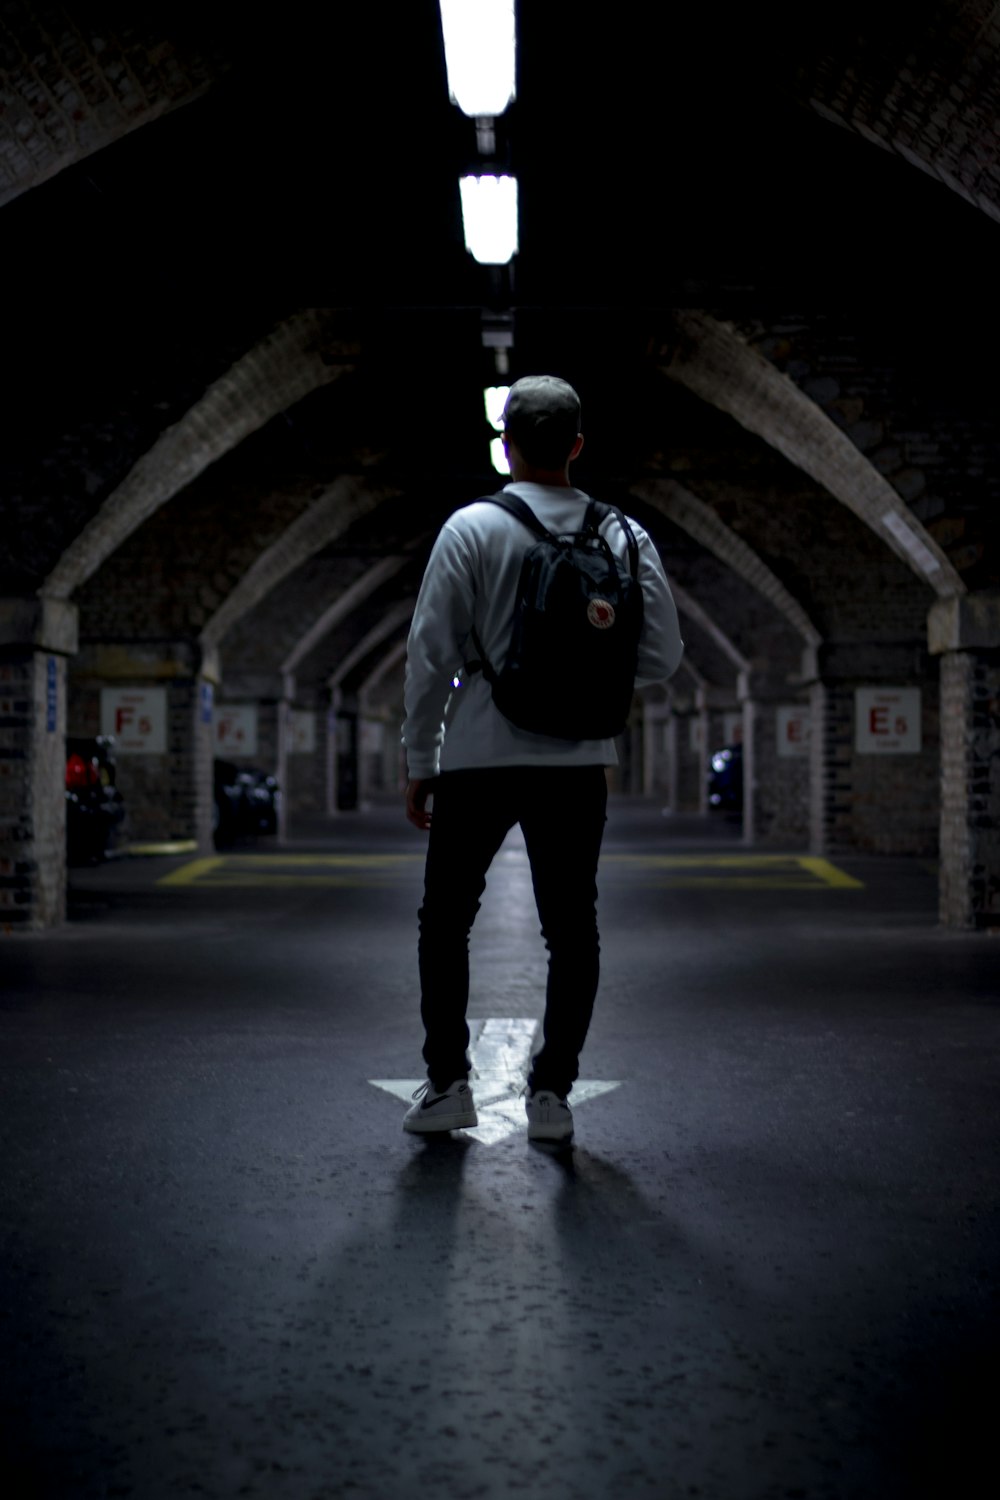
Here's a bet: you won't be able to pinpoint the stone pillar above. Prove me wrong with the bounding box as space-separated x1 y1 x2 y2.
740 685 758 846
332 693 359 811
327 688 343 814
641 688 671 798
0 598 78 929
669 696 702 812
276 692 292 842
664 712 679 813
740 671 810 848
929 593 1000 930
281 678 336 830
694 689 711 815
171 669 216 852
801 641 939 857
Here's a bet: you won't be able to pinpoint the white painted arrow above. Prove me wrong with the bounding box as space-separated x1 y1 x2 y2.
370 1017 621 1144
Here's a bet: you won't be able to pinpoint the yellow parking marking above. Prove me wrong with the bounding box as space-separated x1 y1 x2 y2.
159 857 227 886
159 851 862 892
796 857 865 890
602 854 864 890
158 854 423 888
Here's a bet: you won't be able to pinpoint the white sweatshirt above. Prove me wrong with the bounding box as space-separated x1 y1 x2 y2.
401 482 684 780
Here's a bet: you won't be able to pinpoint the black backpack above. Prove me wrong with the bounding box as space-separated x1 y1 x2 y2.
466 492 644 740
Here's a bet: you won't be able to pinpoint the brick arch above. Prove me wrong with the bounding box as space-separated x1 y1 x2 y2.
303 574 743 695
202 476 402 653
658 310 963 597
796 4 1000 225
328 601 414 692
44 310 358 600
669 581 750 677
359 638 408 702
305 567 743 696
674 656 708 692
281 542 431 679
0 10 227 210
630 478 822 648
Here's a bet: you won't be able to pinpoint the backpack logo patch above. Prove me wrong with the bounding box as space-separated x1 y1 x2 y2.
587 598 616 630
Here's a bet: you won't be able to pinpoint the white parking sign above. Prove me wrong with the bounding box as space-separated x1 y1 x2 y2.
855 688 921 754
100 688 167 754
216 704 258 757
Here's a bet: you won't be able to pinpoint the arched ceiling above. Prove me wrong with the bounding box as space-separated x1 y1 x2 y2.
3 1 999 706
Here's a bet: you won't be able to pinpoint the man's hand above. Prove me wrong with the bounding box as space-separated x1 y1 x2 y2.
405 778 435 831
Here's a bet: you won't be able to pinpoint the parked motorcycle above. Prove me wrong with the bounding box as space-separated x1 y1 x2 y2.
66 736 126 864
213 759 280 847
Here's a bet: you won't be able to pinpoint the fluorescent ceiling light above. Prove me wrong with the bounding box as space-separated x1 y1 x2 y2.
490 435 510 475
484 386 509 431
460 175 518 264
439 0 516 117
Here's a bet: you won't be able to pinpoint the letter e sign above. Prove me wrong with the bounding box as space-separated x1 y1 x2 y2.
855 688 921 754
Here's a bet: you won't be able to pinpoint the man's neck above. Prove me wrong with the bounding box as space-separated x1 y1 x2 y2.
508 466 574 488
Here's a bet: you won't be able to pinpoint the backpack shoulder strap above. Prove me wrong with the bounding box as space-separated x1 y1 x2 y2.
582 498 640 579
471 491 553 542
462 493 551 685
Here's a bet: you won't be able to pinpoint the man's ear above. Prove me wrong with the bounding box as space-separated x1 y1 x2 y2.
569 434 584 462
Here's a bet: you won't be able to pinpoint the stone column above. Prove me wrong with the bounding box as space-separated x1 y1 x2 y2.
929 594 1000 930
669 696 702 812
332 692 359 811
740 670 811 848
288 688 334 821
694 688 711 815
664 712 679 814
801 641 939 857
0 598 78 929
640 688 671 798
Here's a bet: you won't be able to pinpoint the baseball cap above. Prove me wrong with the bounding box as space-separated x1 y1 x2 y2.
502 375 582 450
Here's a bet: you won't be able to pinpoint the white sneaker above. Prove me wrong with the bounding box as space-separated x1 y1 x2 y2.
525 1089 574 1142
403 1079 478 1134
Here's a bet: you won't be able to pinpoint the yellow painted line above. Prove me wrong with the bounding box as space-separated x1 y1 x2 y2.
157 853 423 888
604 854 864 890
171 874 408 889
158 851 862 892
796 857 865 890
213 853 422 867
606 854 806 867
647 877 843 891
158 857 228 886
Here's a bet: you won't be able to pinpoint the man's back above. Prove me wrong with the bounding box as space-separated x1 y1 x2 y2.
402 480 683 779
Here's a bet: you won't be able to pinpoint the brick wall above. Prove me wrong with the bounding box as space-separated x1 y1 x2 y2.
746 699 811 846
0 4 229 209
812 670 939 857
284 700 329 816
0 650 67 927
939 650 1000 927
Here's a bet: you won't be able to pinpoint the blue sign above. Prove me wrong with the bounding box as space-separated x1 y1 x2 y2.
200 681 214 726
46 657 58 733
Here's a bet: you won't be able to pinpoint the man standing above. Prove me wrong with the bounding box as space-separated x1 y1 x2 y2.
400 376 683 1141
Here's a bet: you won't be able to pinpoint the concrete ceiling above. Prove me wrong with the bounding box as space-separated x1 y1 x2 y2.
2 0 998 703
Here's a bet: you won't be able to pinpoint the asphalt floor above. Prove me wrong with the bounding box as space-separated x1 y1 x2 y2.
1 799 998 1500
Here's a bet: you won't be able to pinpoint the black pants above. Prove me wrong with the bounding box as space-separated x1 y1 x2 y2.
417 765 608 1097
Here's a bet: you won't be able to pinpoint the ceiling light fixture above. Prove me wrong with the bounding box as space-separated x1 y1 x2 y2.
490 436 510 475
438 0 516 118
459 174 519 264
483 386 509 431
